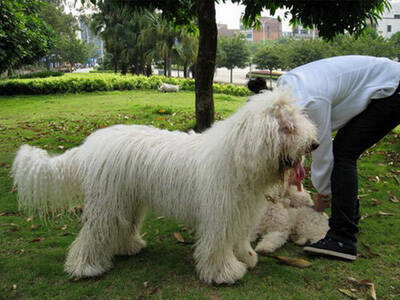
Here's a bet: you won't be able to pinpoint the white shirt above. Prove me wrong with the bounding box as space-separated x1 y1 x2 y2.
277 55 400 195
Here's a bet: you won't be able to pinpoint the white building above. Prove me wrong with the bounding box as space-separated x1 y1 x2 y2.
377 2 400 38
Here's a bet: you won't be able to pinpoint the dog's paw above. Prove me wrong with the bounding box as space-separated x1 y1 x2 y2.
236 248 258 269
197 258 247 285
293 237 308 245
255 240 278 254
116 235 147 256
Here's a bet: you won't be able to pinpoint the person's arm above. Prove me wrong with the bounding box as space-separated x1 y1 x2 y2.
303 99 334 210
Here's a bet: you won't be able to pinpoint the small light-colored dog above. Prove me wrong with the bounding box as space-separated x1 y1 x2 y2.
252 171 329 254
12 88 318 284
158 83 179 92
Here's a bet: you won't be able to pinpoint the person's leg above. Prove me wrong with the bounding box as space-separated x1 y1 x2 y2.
305 87 400 259
329 90 400 243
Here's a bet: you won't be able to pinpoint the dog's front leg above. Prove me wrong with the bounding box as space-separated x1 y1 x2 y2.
194 238 247 285
234 239 258 269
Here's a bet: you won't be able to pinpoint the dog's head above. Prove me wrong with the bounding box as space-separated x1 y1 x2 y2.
230 87 318 186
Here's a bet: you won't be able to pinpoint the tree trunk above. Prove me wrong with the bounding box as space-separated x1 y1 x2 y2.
183 63 188 78
230 68 233 83
145 63 152 77
121 63 127 75
164 56 167 76
195 0 216 132
167 54 172 77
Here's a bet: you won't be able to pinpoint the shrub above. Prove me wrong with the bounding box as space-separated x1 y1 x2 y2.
0 73 252 97
5 70 64 80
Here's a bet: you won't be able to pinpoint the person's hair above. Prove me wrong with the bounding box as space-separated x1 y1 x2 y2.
247 77 267 94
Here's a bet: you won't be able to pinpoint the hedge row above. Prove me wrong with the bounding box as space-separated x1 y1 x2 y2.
5 70 64 80
0 73 251 97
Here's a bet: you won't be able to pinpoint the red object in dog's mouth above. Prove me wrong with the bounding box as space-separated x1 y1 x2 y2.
294 161 306 191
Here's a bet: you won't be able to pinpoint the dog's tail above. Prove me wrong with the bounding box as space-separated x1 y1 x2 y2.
12 144 83 217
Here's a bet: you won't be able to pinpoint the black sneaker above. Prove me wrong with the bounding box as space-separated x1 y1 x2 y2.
303 236 357 260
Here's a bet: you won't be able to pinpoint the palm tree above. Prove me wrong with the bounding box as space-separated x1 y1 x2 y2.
141 13 179 77
174 28 198 78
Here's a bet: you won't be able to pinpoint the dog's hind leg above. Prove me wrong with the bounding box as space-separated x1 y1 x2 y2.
64 198 125 278
65 218 115 277
115 205 147 256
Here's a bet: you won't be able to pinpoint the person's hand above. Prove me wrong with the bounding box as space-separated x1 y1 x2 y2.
313 193 331 212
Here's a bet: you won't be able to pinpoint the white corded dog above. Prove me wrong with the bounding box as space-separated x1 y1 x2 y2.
12 88 318 284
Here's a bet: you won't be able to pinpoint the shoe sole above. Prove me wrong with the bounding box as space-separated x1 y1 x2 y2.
303 246 357 261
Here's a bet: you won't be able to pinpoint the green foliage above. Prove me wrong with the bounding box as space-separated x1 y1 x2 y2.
40 2 91 66
0 74 251 96
390 31 400 60
94 0 390 40
252 27 396 72
217 35 250 70
0 0 56 74
253 46 283 71
217 35 250 83
5 70 63 80
284 39 329 69
237 0 391 40
91 3 198 76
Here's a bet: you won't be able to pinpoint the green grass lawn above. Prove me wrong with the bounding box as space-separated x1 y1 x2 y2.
1 90 399 300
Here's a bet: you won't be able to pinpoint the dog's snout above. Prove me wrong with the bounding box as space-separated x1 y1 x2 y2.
310 141 319 151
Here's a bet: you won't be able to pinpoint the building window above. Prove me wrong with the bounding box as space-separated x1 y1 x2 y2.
247 33 252 39
394 14 400 19
388 25 392 32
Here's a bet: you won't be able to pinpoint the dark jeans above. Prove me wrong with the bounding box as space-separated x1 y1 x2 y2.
328 85 400 243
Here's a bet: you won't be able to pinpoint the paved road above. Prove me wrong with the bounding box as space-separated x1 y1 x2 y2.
74 66 276 88
73 68 94 73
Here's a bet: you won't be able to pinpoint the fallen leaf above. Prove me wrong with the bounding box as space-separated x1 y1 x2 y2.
29 237 44 243
338 288 358 298
273 256 312 268
347 277 359 284
360 279 377 300
370 199 383 206
0 211 19 216
146 286 160 295
61 225 68 230
389 192 399 203
26 216 34 222
58 145 64 149
173 232 185 243
12 284 17 290
31 224 41 230
19 249 25 253
0 223 17 227
156 216 165 220
367 176 380 183
360 213 370 220
360 242 380 258
377 211 394 216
